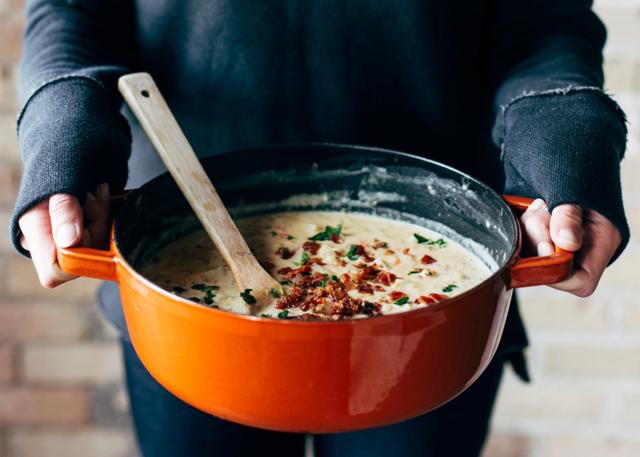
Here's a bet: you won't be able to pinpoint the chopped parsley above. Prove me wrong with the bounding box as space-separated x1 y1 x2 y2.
345 245 360 261
279 280 292 286
316 277 329 287
298 251 310 266
407 269 421 275
331 274 340 283
442 284 458 293
277 310 289 319
187 297 201 303
394 296 410 306
414 233 447 247
172 286 186 294
191 283 219 294
271 231 277 237
203 295 215 305
270 288 281 298
309 224 342 241
240 288 257 305
261 314 272 318
287 235 295 240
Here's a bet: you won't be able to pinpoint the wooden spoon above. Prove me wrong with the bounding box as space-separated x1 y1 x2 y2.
118 72 280 311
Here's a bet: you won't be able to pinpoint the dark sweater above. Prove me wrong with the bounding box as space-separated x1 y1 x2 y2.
11 0 629 375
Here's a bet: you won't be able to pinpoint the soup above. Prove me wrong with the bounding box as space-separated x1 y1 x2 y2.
142 211 491 319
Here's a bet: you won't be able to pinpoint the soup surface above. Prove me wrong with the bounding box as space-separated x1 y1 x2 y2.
141 211 491 319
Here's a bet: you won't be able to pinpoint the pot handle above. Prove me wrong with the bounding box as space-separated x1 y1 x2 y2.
502 195 574 289
57 245 118 281
54 191 130 282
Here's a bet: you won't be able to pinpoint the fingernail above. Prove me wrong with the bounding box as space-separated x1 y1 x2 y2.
56 223 79 247
537 241 554 256
558 229 579 247
530 199 546 211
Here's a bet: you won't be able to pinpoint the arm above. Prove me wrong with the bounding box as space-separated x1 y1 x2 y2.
11 0 135 285
488 0 628 296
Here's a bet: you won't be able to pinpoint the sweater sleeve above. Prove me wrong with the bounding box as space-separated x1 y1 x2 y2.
10 0 136 256
489 0 629 262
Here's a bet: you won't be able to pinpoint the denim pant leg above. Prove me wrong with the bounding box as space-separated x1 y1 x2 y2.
314 355 505 457
121 339 306 457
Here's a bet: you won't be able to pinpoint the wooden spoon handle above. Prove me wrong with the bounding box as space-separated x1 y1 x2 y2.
118 73 273 293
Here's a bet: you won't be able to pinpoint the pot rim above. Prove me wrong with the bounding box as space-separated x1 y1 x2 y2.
113 142 521 326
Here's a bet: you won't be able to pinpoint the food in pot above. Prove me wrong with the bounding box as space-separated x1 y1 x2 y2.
141 211 491 319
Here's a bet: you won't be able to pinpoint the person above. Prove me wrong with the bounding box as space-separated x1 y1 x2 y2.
10 1 628 456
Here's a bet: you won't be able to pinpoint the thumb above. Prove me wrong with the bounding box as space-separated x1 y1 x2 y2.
49 193 84 248
550 204 583 251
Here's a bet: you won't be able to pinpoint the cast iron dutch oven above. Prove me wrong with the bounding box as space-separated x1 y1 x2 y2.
56 144 572 432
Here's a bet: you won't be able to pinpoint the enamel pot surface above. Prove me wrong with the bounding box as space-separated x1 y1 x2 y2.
57 144 572 432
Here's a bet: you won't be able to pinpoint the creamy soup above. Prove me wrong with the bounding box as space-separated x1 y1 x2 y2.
141 211 492 319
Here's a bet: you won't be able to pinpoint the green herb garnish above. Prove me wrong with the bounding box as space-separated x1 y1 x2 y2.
280 280 292 286
172 286 186 294
271 231 277 237
270 288 281 298
309 224 342 241
331 274 340 283
414 234 447 247
442 284 458 293
287 235 295 240
192 283 219 294
394 297 410 306
407 269 421 275
261 314 272 318
345 245 360 261
299 251 310 266
277 310 289 319
203 295 214 305
240 289 257 305
188 297 201 303
316 278 329 287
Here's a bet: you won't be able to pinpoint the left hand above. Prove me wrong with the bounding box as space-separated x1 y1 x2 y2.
520 199 621 297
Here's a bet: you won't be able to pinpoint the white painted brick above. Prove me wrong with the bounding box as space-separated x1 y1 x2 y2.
22 342 123 385
7 428 134 457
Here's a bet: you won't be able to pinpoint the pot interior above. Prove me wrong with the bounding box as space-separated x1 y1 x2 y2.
115 144 518 276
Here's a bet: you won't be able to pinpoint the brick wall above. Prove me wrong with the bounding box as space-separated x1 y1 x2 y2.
0 1 638 456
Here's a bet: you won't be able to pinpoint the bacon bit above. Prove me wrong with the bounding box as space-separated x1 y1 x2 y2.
276 285 306 309
358 283 375 294
374 284 385 292
362 301 382 316
384 249 395 256
275 247 295 259
415 293 449 305
402 248 410 255
277 265 312 280
340 273 352 284
389 290 407 301
357 265 380 282
306 256 326 266
333 251 347 267
372 239 388 249
303 241 321 255
329 234 342 243
377 271 397 286
421 254 437 265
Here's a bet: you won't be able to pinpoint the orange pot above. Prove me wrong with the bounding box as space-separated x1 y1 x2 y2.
56 144 571 432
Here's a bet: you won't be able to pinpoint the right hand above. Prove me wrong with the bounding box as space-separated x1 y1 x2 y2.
18 183 111 288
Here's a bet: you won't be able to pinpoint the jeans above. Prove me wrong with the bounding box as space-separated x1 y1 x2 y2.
122 340 504 457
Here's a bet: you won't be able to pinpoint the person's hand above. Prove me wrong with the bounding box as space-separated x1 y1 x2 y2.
18 183 111 288
520 199 622 297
